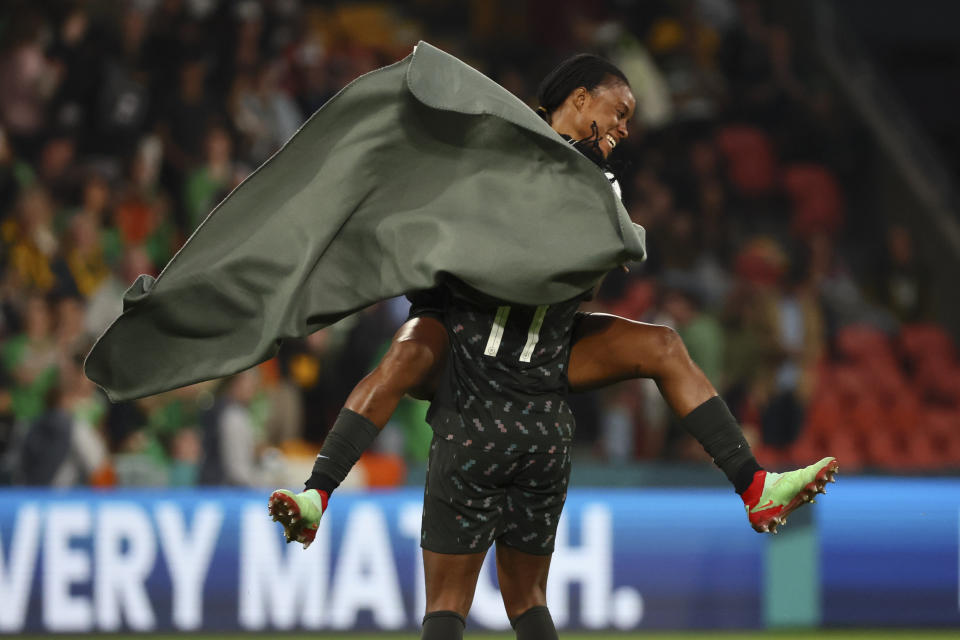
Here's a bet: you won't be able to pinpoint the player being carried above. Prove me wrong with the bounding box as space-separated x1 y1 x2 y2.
269 53 837 640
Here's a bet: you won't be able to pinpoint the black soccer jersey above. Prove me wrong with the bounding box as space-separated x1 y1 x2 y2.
421 283 590 454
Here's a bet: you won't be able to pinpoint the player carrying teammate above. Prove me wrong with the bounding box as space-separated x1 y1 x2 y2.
269 53 837 640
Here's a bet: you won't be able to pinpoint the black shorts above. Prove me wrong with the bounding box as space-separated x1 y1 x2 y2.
420 434 571 555
406 288 447 322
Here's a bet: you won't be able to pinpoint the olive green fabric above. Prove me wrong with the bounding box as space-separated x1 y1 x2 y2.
85 42 646 402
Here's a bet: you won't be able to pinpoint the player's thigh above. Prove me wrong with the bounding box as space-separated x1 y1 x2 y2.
422 549 487 616
567 312 680 392
380 315 448 400
495 543 552 619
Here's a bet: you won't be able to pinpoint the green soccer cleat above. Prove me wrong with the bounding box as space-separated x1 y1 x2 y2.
741 457 838 534
268 488 327 549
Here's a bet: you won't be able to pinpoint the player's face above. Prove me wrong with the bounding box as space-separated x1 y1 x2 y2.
569 81 636 158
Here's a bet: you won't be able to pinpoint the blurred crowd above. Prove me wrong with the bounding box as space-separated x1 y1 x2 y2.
0 0 956 489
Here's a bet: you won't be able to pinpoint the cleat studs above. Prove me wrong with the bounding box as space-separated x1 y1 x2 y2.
809 498 816 504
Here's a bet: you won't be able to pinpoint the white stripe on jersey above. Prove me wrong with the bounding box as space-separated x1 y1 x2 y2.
519 305 549 363
483 305 511 357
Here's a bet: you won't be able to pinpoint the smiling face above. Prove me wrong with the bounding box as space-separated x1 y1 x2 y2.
550 79 636 158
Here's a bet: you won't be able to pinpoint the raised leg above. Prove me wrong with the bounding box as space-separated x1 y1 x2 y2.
568 313 715 416
271 316 449 547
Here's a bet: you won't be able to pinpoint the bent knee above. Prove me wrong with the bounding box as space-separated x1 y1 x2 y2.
651 324 684 355
633 323 689 377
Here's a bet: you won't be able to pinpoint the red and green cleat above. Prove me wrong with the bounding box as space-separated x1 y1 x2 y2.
268 488 328 549
742 457 838 534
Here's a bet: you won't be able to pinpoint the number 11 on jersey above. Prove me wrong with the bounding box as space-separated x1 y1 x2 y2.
484 305 549 362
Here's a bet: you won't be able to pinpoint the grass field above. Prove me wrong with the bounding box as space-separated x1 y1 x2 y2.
36 632 960 639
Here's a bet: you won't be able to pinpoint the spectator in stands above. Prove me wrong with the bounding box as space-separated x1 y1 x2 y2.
662 283 726 387
0 10 56 162
199 369 268 486
156 55 225 227
229 62 303 166
15 350 109 486
1 294 59 422
0 126 31 215
54 294 90 358
184 125 241 231
63 210 111 298
84 244 153 340
868 224 932 323
3 186 61 293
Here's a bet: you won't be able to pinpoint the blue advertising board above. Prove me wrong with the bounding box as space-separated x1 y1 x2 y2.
0 480 956 633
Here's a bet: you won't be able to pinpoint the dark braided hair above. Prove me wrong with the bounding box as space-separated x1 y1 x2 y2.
536 54 629 122
535 54 630 168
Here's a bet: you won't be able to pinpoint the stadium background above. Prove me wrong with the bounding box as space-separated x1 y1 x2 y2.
0 0 958 637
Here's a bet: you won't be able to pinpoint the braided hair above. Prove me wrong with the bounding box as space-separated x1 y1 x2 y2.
535 54 629 167
536 54 629 122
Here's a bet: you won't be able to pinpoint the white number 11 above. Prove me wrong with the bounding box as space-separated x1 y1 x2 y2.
483 305 548 362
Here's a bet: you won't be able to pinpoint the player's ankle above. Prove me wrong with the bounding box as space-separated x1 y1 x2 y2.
739 470 766 505
733 459 764 495
304 488 329 513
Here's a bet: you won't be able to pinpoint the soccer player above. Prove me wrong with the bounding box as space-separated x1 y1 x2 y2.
269 54 837 640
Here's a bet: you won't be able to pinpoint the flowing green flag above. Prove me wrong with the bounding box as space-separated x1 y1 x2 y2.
85 42 646 402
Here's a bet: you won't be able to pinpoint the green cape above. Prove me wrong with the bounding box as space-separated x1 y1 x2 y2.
85 42 646 402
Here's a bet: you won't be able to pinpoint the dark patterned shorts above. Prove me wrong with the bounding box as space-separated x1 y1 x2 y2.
420 434 571 556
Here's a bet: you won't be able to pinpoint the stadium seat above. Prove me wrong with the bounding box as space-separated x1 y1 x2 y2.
913 357 960 405
804 391 844 437
827 364 869 404
715 125 778 197
781 163 844 238
849 397 886 439
886 392 923 435
900 323 957 364
864 428 912 470
834 324 896 365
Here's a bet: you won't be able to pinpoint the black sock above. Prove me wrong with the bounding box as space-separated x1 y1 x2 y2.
304 409 380 494
421 610 465 640
510 605 558 640
678 396 763 494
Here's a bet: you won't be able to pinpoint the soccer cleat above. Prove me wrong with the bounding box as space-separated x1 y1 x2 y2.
268 488 327 549
742 457 838 534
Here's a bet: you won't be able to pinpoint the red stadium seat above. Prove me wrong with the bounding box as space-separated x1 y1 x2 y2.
849 397 886 439
827 364 869 404
804 391 844 437
900 323 957 364
834 325 896 365
886 392 923 436
864 429 912 470
781 164 844 238
913 358 960 405
715 125 778 197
